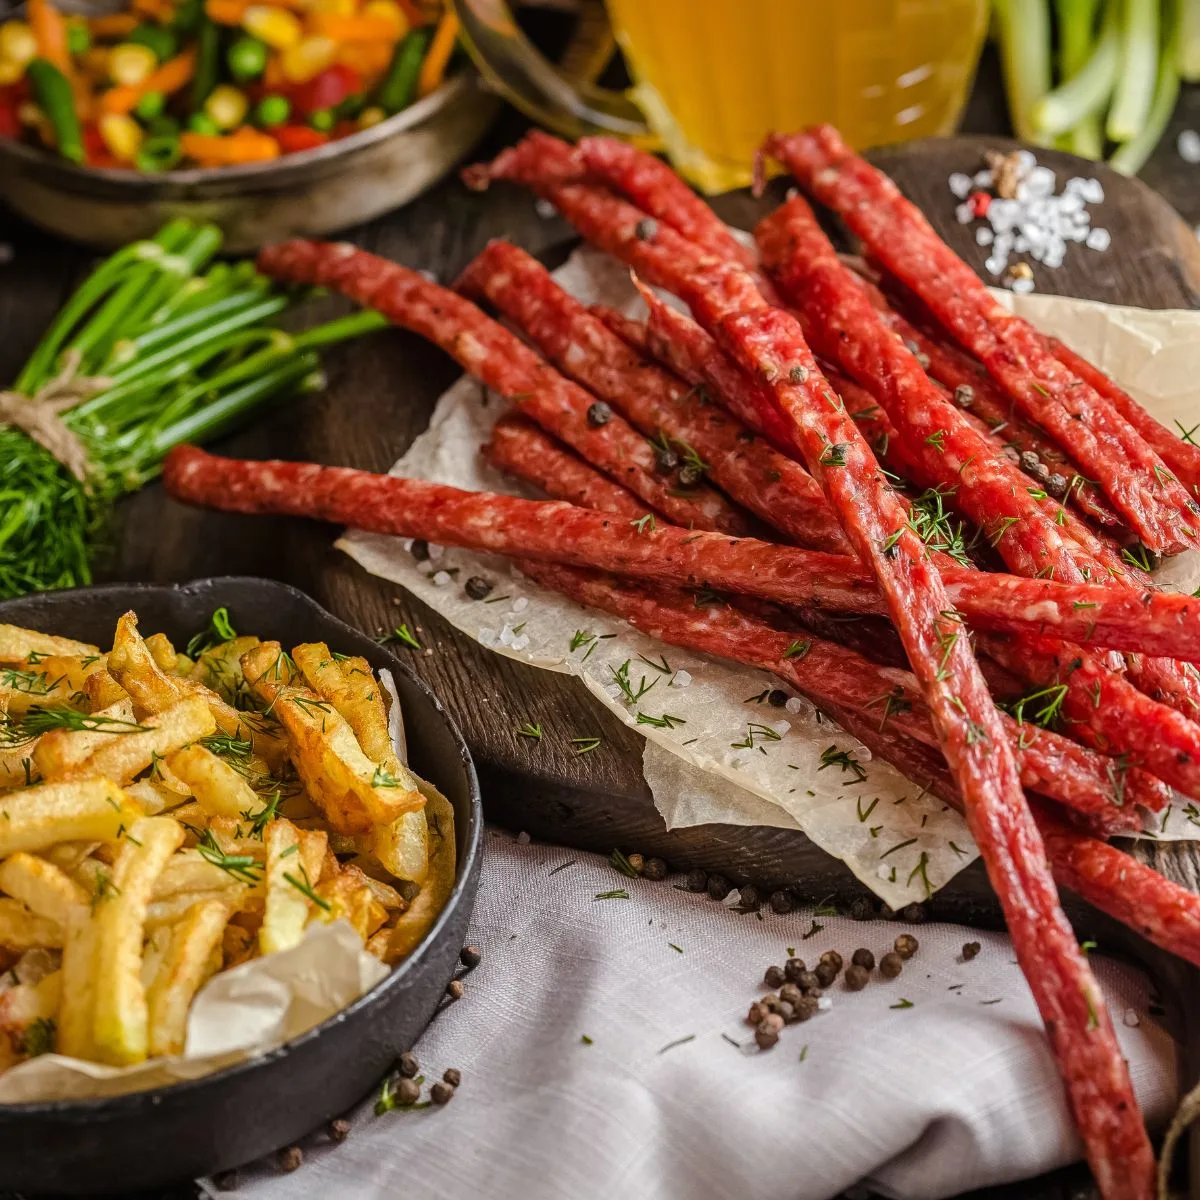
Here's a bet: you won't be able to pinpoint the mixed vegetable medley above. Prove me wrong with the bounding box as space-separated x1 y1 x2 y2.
0 0 457 171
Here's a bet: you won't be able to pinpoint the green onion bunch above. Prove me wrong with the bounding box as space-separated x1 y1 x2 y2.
993 0 1192 175
0 218 385 597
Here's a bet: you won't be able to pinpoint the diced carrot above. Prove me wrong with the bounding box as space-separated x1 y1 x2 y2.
101 47 196 114
309 14 402 42
28 0 72 75
88 13 139 39
334 39 392 79
131 0 176 23
416 9 457 98
181 125 280 165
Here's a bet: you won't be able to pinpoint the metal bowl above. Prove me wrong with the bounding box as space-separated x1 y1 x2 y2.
0 576 483 1196
0 71 500 253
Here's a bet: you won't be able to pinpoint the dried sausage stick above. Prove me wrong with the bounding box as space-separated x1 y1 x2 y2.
483 414 653 520
457 240 851 554
163 445 1200 664
764 126 1198 554
514 561 1149 830
255 239 753 537
1048 335 1200 499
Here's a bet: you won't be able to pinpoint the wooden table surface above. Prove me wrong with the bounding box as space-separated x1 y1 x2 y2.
3 51 1200 1200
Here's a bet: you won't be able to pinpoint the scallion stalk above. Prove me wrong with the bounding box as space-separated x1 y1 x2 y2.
1034 0 1118 138
1110 0 1180 171
1107 0 1161 141
1180 0 1200 78
994 0 1055 144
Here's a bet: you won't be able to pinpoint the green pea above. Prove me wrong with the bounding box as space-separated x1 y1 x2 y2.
66 23 90 56
134 90 165 121
148 114 181 138
128 23 178 63
187 112 219 136
135 133 182 173
255 94 290 128
309 108 335 133
227 36 268 83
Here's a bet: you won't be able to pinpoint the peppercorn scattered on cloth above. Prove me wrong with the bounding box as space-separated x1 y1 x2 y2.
213 832 1177 1200
0 0 456 170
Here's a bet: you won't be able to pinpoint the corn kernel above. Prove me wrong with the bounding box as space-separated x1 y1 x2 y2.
241 6 302 50
280 34 335 83
0 21 38 69
304 0 354 14
109 42 158 87
362 0 407 37
204 83 249 130
356 105 386 129
0 57 24 86
99 113 144 162
17 101 43 126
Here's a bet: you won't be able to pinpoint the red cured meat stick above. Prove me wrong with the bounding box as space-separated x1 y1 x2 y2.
483 414 653 520
763 126 1199 555
255 240 752 538
768 129 1200 554
755 195 1088 584
850 266 1123 528
513 561 1147 831
457 240 852 555
1048 335 1200 499
163 446 1200 663
478 141 1153 1189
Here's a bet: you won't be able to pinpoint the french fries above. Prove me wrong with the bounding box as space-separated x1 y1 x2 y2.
0 608 455 1083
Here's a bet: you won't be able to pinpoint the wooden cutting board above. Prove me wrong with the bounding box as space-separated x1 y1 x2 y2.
4 134 1200 936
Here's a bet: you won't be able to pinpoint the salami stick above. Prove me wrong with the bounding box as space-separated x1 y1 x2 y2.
516 560 1147 830
764 127 1198 554
163 446 1200 663
483 414 652 520
1048 335 1200 498
457 240 852 555
255 240 752 537
755 195 1088 583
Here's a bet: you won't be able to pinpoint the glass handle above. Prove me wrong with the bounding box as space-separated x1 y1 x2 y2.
450 0 659 146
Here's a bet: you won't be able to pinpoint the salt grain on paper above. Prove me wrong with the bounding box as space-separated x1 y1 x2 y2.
671 670 693 688
511 597 529 613
1179 129 1200 164
432 570 453 587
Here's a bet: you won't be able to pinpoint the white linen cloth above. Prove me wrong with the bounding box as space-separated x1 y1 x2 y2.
211 831 1179 1200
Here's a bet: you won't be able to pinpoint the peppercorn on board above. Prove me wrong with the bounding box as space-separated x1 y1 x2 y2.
0 603 456 1088
0 0 458 171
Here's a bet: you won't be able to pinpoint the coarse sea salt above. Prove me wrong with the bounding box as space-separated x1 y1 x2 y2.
671 669 692 688
1179 129 1200 164
949 152 1110 293
432 570 453 587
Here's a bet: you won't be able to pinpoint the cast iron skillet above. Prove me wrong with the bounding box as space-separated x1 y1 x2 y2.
0 577 483 1196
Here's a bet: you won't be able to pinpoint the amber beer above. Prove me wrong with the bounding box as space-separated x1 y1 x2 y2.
603 0 989 190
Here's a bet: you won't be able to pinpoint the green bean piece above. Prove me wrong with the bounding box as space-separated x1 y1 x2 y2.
191 16 221 112
375 27 432 115
26 59 84 164
128 22 178 63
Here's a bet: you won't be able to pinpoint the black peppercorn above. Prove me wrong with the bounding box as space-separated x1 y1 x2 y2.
901 903 926 924
431 1081 455 1105
398 1051 419 1078
792 995 820 1022
778 982 803 1008
586 400 613 427
962 941 981 961
443 1068 462 1088
819 950 843 974
849 896 874 921
767 689 788 708
654 444 680 473
446 979 464 1000
755 1014 783 1049
1020 449 1041 472
706 874 731 901
1046 472 1068 497
747 1001 765 1025
764 964 786 989
328 1118 350 1143
738 884 761 910
460 945 482 969
783 956 807 983
643 856 668 881
685 869 709 893
464 575 493 601
851 948 875 971
277 1146 303 1173
879 951 903 979
627 853 646 875
634 217 659 241
777 1000 796 1023
759 994 783 1014
678 463 704 488
409 539 429 561
878 903 897 921
814 961 838 989
954 383 974 408
396 1077 421 1106
844 964 869 991
894 933 919 960
769 889 794 914
789 365 808 384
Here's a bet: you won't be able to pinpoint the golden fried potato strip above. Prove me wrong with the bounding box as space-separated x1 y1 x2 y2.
67 697 216 785
0 625 98 663
0 779 143 858
0 852 89 925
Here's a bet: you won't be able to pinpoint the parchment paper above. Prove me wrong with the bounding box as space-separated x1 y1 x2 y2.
339 243 1200 906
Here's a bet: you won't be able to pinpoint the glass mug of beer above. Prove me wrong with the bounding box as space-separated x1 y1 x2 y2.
451 0 990 192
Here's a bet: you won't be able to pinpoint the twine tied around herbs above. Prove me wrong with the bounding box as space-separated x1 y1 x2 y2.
0 350 112 485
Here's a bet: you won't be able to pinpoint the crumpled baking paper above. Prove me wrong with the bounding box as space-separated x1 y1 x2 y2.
338 242 1200 907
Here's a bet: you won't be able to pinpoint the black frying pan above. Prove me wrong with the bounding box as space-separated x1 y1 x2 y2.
0 577 483 1196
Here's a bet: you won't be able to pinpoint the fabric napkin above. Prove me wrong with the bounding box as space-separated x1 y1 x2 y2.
208 830 1178 1200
